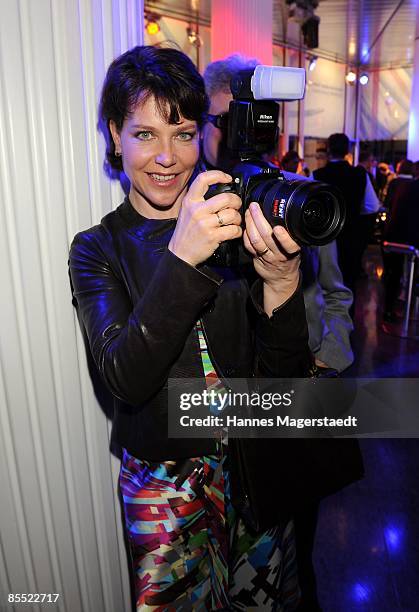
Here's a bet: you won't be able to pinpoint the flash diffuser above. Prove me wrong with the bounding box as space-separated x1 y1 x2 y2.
251 66 306 101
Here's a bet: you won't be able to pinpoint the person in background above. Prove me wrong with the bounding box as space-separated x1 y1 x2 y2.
344 151 354 166
203 55 360 612
313 133 367 314
397 168 419 226
376 162 396 202
281 150 311 177
357 151 381 277
358 150 378 193
382 160 417 322
315 147 328 170
281 150 303 174
384 159 414 215
203 57 354 373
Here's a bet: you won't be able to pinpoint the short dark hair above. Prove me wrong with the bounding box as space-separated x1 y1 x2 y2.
359 150 373 164
99 45 209 171
327 133 349 158
281 150 300 166
397 159 413 176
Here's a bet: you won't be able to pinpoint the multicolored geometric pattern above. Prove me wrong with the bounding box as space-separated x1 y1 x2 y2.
196 319 229 450
120 450 229 610
196 320 222 389
119 321 300 610
120 449 301 610
196 320 228 406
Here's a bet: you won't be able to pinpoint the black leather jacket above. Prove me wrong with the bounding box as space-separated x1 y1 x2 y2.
69 196 363 520
69 196 312 454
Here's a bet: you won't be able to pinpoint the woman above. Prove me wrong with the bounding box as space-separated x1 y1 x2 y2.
69 45 318 610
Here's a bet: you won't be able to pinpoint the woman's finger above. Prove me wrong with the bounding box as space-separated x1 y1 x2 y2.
273 225 301 255
243 229 258 256
211 208 242 228
216 224 243 242
187 170 232 202
245 206 272 255
202 192 242 214
247 203 280 254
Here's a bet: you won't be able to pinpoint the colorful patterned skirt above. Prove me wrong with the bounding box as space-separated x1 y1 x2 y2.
119 446 301 611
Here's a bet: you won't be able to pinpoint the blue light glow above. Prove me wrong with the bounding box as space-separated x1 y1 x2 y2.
360 18 370 63
384 524 404 553
361 43 370 61
408 111 419 160
352 582 372 603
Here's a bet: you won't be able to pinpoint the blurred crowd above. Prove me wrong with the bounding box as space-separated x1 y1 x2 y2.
274 143 419 324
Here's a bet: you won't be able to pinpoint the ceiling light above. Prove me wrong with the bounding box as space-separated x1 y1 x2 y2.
346 70 357 84
308 56 317 71
187 26 203 48
145 14 160 35
359 73 369 86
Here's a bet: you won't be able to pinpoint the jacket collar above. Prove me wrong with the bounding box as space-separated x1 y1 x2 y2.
117 196 177 242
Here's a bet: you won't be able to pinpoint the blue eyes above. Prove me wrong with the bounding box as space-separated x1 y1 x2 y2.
136 131 153 140
134 131 196 142
177 132 195 141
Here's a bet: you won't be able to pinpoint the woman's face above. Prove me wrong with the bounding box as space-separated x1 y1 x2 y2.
110 95 200 218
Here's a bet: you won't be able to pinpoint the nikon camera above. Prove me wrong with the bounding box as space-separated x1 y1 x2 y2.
205 65 345 265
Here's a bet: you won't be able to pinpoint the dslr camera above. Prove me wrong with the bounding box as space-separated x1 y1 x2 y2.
205 65 345 265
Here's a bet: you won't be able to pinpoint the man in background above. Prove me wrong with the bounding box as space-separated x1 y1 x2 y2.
357 151 381 277
382 160 418 321
281 150 302 174
315 147 328 170
384 159 414 215
358 150 378 193
202 56 354 372
376 162 396 202
313 134 367 313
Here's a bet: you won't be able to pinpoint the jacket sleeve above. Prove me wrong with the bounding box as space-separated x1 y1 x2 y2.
384 178 396 212
314 242 354 372
69 228 222 406
250 275 313 377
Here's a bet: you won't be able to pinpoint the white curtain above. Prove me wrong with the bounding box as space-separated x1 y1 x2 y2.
0 2 143 610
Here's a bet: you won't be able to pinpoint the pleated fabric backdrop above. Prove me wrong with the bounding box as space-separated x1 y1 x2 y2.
0 2 143 610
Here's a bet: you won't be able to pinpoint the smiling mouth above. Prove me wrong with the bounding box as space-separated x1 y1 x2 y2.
149 173 178 183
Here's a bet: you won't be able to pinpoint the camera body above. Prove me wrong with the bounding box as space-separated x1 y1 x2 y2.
205 65 345 265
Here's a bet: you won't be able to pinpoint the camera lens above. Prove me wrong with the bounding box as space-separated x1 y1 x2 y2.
301 191 340 239
288 183 345 245
249 178 345 246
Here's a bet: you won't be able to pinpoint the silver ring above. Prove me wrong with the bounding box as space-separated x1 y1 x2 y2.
216 212 224 226
256 247 270 257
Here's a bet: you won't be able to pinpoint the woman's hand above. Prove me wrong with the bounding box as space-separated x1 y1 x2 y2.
168 170 243 267
243 202 301 313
